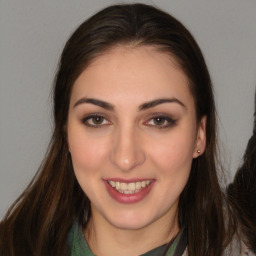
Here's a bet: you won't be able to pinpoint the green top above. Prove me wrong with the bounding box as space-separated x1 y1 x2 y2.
68 221 185 256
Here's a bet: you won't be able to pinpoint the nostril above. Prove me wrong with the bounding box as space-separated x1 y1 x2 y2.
110 146 146 172
109 129 146 171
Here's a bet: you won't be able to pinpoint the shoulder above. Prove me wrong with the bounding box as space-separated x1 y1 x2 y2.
182 247 188 255
180 243 256 256
224 235 256 256
239 243 256 256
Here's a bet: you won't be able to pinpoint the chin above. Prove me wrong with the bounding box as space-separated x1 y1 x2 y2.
104 210 157 230
109 218 150 230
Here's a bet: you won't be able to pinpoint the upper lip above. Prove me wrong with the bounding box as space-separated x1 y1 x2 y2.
103 178 155 183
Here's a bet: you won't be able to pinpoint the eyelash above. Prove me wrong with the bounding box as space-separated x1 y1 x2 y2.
144 116 176 129
81 114 176 129
82 114 111 128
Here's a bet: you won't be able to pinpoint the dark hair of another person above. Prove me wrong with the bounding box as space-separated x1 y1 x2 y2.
228 90 256 252
0 4 236 256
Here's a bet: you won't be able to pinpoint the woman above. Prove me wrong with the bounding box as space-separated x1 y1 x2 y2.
228 90 256 252
0 3 252 256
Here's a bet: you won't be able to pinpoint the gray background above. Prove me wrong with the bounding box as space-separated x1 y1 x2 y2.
1 0 256 218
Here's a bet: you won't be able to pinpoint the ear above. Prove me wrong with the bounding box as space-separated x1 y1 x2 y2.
193 116 207 158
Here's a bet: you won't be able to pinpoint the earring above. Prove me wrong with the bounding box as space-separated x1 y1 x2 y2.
197 149 201 154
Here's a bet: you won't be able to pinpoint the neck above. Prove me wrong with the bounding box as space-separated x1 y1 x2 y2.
84 208 179 256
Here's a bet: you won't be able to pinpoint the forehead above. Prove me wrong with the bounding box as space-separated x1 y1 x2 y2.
70 45 194 109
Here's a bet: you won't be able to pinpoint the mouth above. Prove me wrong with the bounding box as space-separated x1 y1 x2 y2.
107 180 152 194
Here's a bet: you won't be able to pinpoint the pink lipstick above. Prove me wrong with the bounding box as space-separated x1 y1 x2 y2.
103 179 155 204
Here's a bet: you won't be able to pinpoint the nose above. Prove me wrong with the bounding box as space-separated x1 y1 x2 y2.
110 126 146 172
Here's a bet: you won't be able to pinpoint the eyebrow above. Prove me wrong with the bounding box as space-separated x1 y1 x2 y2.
73 97 185 111
139 98 185 111
73 98 114 110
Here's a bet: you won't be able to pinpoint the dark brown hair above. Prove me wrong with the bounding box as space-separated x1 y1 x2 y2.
0 3 235 255
228 90 256 252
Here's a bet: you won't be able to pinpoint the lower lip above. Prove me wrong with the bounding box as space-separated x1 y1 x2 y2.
104 180 155 204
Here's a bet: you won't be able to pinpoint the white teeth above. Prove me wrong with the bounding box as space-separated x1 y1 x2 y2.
135 182 141 190
109 181 115 187
128 183 135 190
115 182 120 189
108 180 151 194
120 183 128 190
124 190 133 194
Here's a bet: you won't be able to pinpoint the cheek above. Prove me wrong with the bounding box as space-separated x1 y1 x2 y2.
68 125 110 173
152 134 194 203
150 134 195 168
147 128 196 189
68 131 111 197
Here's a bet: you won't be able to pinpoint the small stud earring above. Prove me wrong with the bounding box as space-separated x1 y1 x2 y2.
197 149 201 154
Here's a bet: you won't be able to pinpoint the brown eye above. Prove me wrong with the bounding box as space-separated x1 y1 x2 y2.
82 114 111 127
145 116 176 129
153 117 166 126
91 116 104 125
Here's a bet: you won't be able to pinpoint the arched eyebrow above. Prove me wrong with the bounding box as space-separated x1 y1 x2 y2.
73 97 185 111
139 98 185 111
73 98 114 110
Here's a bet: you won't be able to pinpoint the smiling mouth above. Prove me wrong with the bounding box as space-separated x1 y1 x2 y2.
107 180 152 194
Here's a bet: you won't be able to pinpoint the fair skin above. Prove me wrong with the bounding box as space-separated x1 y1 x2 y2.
67 45 206 256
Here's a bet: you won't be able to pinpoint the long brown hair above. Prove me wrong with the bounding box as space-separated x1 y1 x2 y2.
0 4 235 255
228 90 256 252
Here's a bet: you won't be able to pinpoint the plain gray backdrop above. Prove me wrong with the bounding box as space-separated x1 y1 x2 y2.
1 0 256 218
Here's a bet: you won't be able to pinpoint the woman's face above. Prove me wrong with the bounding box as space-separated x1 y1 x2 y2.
67 46 206 231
